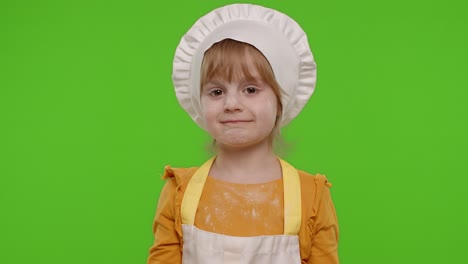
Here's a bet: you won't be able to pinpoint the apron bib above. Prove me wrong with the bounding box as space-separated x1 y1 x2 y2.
180 158 302 264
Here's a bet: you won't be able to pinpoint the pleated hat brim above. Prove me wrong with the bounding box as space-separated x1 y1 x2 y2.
172 3 317 128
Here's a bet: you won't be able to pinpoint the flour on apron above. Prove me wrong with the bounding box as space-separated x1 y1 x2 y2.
180 157 302 264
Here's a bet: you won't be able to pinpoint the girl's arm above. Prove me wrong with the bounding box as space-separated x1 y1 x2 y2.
307 184 340 264
147 177 182 264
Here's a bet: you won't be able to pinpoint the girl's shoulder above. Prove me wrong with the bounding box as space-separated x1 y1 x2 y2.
296 169 334 211
161 165 199 187
296 169 332 189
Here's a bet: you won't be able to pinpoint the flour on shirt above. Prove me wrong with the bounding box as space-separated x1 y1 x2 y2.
196 177 283 235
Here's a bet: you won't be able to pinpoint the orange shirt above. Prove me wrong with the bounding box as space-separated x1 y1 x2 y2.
195 176 284 236
147 166 339 264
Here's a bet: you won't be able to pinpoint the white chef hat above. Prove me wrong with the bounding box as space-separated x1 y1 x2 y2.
172 3 317 128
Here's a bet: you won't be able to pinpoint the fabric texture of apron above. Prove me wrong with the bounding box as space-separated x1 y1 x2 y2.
180 157 302 264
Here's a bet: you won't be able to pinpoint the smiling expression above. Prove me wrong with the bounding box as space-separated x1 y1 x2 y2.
201 70 279 149
199 39 283 150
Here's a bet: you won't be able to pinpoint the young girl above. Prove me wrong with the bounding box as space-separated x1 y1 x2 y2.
147 3 339 264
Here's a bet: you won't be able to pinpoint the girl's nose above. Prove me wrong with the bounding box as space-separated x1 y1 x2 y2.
224 93 243 112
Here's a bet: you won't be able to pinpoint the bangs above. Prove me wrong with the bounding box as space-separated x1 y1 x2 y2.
199 38 284 146
200 39 276 85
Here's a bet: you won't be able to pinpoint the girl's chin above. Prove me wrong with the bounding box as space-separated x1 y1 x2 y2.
215 137 270 150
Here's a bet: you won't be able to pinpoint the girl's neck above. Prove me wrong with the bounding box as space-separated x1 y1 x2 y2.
210 141 282 184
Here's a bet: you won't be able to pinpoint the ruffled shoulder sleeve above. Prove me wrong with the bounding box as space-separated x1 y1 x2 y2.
160 165 198 235
297 170 339 264
147 166 198 264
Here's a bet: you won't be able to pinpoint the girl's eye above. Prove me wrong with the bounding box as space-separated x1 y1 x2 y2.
209 89 223 96
244 86 257 94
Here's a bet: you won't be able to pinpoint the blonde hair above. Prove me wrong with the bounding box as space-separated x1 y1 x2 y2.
200 39 284 145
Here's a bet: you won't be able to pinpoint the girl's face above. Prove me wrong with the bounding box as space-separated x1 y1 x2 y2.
200 64 278 150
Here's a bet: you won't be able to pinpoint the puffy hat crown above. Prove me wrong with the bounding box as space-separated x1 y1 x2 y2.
172 4 316 128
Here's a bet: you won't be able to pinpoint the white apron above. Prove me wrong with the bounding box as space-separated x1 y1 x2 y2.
180 158 302 264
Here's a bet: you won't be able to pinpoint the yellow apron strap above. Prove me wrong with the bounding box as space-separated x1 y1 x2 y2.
181 157 215 225
280 159 302 235
180 157 302 235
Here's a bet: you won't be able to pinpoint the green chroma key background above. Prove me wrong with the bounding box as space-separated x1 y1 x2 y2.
1 0 467 263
